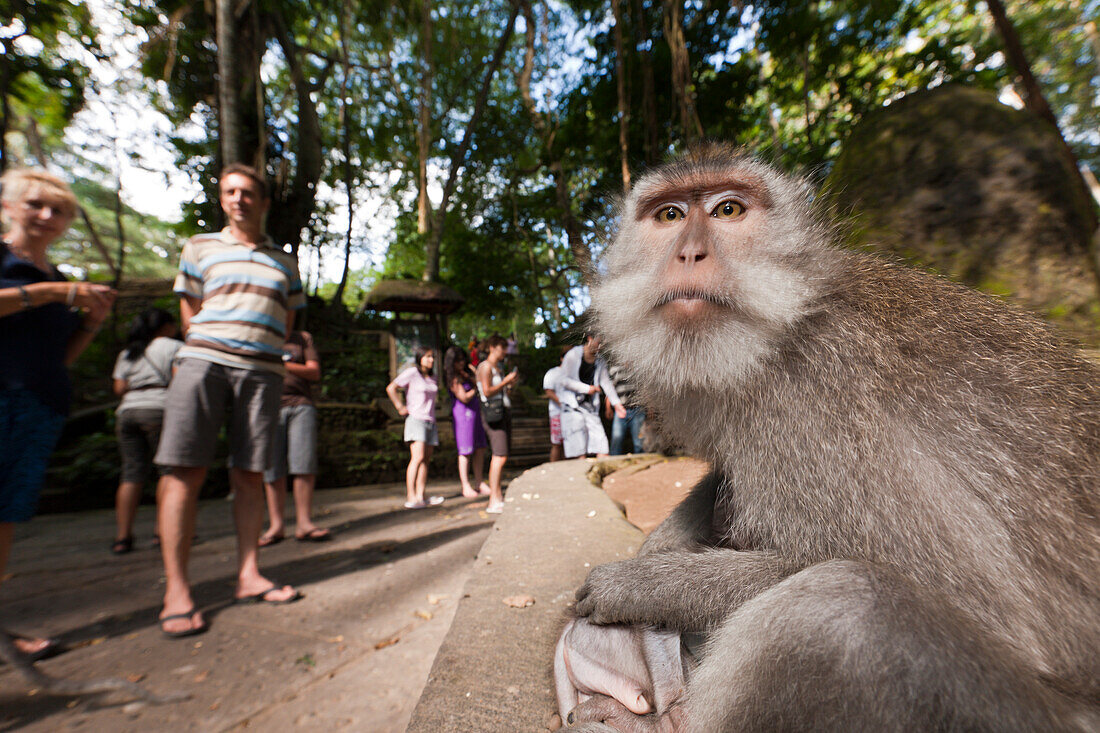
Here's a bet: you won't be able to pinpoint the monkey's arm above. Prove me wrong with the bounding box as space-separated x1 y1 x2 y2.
636 471 721 556
574 548 798 631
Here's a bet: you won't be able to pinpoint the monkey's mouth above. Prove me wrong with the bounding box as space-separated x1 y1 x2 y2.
654 289 733 321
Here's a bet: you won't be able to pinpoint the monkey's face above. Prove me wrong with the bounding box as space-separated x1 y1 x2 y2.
592 150 827 395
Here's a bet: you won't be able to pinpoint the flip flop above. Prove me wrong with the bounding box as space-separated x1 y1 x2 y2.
111 537 134 555
427 496 445 506
9 635 63 661
159 608 207 638
294 528 331 542
235 585 302 605
258 533 285 547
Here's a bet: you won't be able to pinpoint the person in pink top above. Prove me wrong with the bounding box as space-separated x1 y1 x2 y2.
386 346 444 509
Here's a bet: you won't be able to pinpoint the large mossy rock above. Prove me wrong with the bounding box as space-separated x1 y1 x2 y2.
825 84 1100 345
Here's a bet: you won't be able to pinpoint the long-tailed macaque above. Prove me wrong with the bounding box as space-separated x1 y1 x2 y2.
556 144 1100 731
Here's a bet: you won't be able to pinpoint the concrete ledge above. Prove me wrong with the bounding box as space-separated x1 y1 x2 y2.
407 459 644 730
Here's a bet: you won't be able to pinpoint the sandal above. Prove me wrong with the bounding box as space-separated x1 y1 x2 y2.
294 528 331 542
258 532 284 547
159 608 207 638
8 635 62 661
111 537 134 555
234 584 302 605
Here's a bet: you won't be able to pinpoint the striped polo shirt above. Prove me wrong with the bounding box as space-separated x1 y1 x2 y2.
173 229 306 373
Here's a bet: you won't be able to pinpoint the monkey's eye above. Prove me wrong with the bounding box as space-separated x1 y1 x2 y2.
711 200 745 219
655 206 684 223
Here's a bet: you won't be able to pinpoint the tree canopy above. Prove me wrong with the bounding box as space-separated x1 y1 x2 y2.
5 0 1099 345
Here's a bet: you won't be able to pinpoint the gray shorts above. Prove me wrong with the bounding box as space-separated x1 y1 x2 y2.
116 407 167 484
264 403 318 482
403 417 439 446
155 357 283 473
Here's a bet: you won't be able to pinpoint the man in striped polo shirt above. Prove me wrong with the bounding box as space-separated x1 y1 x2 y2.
154 164 306 637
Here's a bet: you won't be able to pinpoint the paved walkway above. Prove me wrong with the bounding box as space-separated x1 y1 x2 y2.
0 480 498 731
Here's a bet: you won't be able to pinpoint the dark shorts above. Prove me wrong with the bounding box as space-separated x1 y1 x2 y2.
481 408 511 457
116 408 167 484
264 404 318 482
0 389 66 522
154 358 283 473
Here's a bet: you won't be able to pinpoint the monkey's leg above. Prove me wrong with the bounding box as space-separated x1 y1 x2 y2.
679 560 1090 732
0 631 189 704
634 472 722 557
575 547 800 630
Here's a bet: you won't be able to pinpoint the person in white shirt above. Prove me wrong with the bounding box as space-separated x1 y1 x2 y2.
557 334 626 459
542 345 572 462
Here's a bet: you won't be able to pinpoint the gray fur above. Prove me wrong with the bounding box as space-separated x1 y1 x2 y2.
566 144 1100 732
0 629 189 704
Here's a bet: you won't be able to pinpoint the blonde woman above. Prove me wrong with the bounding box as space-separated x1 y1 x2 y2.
0 169 116 658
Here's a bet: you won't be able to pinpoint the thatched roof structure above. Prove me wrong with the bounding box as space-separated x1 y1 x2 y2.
360 279 465 315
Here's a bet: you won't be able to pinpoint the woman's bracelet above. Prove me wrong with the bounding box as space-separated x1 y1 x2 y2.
66 283 77 307
17 285 32 310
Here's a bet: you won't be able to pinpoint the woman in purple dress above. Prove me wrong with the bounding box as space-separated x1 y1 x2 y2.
444 346 489 498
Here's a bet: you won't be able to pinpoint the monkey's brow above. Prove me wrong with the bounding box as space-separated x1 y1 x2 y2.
633 178 770 219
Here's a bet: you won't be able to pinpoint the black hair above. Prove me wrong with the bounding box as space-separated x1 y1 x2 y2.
414 345 435 375
443 345 472 389
124 308 177 359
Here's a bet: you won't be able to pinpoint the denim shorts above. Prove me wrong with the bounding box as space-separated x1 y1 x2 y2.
0 389 66 522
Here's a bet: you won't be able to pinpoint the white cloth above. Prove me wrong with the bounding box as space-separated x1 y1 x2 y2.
557 346 620 414
562 409 609 458
112 337 183 415
543 365 564 418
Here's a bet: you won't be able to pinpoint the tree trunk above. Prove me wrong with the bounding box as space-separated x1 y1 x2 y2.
112 178 126 289
517 0 593 283
0 39 11 173
268 7 324 254
417 0 434 236
423 3 519 283
250 6 267 171
661 0 703 144
612 0 631 193
1086 22 1100 77
985 0 1096 233
333 0 355 304
216 0 244 165
633 0 659 164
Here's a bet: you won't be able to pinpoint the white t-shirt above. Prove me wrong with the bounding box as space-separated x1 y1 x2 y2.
112 336 183 414
543 365 564 418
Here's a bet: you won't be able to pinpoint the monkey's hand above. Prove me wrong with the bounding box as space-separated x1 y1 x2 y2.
575 557 676 627
575 550 793 630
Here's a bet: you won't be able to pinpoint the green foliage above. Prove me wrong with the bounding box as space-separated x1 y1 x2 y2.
1 0 99 168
